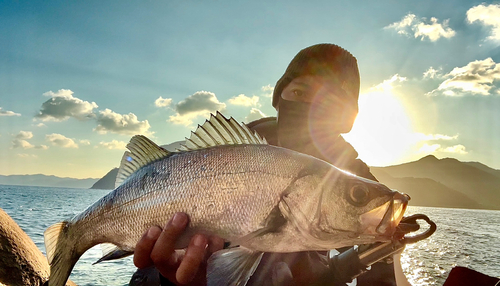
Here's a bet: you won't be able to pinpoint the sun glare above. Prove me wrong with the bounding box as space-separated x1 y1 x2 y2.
344 90 418 167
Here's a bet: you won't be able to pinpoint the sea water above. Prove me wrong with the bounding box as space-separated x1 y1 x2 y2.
1 185 499 286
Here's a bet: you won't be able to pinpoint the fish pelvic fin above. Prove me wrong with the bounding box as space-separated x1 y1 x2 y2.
115 135 171 188
44 221 80 286
93 243 133 264
179 112 267 151
207 247 263 286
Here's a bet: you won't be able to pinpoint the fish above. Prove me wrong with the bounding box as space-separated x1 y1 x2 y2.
44 112 408 286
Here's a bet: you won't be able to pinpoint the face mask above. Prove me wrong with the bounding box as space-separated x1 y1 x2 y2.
277 96 358 153
277 99 314 151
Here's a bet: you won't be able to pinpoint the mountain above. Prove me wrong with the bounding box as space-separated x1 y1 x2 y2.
371 169 484 210
90 168 118 189
0 174 98 189
372 155 500 210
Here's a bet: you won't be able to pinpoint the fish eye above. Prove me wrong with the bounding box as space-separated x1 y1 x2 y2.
347 184 370 207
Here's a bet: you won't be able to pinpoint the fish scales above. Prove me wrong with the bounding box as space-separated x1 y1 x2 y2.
72 145 307 253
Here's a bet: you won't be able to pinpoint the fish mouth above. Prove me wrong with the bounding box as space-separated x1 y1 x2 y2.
360 192 409 237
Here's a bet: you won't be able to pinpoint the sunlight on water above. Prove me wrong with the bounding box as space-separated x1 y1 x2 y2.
401 206 500 285
1 186 499 285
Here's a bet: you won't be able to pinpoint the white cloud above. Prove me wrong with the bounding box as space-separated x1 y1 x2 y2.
79 139 91 146
12 139 34 149
175 91 226 115
417 133 458 141
228 94 260 107
169 91 226 126
419 143 441 153
95 109 151 135
97 140 127 150
385 14 416 36
0 107 21 116
417 134 467 155
423 67 443 79
155 96 173 108
46 133 79 148
15 131 33 140
34 123 46 127
467 4 500 41
35 89 98 121
443 144 468 154
385 13 456 42
261 85 274 97
35 145 49 150
371 74 407 91
245 108 266 123
11 131 48 150
428 58 500 96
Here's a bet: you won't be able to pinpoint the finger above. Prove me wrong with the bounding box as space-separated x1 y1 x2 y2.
133 226 162 269
150 212 189 274
207 235 225 256
176 234 208 284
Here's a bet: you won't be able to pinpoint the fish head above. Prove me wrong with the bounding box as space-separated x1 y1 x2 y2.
312 168 409 245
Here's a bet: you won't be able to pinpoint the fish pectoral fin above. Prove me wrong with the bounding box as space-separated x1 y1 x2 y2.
229 205 287 247
207 247 263 286
93 243 133 265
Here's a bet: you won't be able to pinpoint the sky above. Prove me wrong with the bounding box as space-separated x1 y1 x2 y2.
1 0 500 179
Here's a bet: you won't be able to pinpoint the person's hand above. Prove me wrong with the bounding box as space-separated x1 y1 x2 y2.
133 212 225 285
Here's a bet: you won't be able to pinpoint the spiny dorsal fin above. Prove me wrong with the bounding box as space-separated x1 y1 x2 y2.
179 112 267 151
115 135 170 188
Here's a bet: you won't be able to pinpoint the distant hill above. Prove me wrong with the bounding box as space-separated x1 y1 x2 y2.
0 174 98 189
90 141 183 190
372 155 500 210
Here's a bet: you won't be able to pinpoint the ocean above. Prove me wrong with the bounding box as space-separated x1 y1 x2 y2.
1 185 499 286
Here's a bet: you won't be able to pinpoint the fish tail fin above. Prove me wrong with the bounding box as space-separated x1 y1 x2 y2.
207 247 263 286
44 222 80 286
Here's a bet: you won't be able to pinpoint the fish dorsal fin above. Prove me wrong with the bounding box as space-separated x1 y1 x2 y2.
179 112 267 151
115 135 170 188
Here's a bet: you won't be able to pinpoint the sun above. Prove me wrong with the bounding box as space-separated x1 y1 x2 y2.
343 90 418 167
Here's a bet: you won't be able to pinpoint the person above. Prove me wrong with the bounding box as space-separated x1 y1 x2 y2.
133 44 408 285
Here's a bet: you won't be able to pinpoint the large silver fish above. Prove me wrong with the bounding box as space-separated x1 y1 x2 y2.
44 112 408 286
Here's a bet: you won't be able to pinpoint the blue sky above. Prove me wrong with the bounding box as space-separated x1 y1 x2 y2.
1 0 500 178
